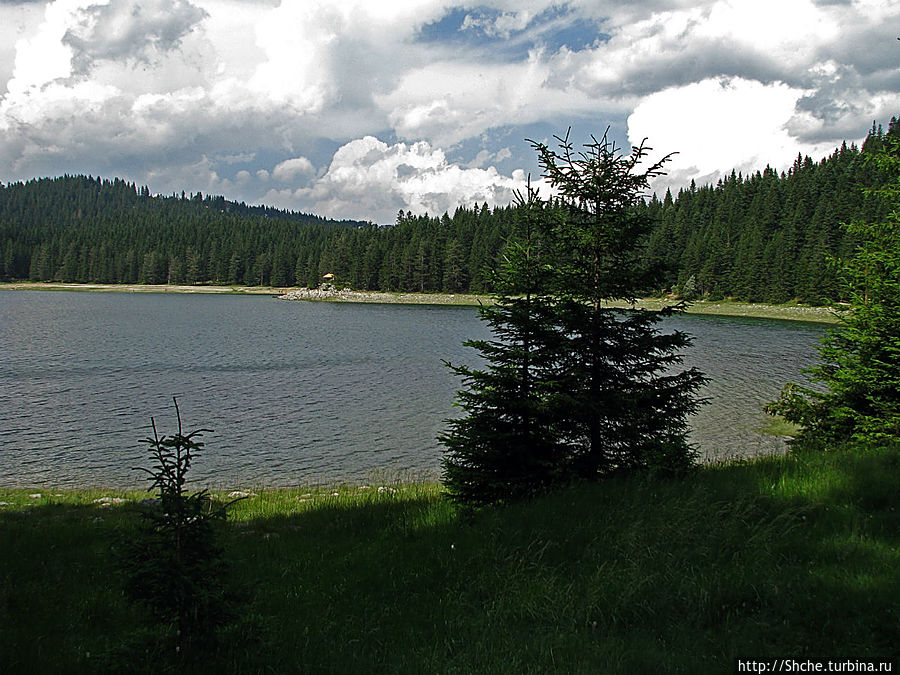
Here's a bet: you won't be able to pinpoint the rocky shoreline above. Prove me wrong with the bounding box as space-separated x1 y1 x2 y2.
277 287 839 322
276 286 489 306
3 282 839 322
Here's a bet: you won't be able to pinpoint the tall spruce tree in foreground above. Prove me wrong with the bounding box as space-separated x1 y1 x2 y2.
441 184 569 506
532 130 708 479
442 132 707 506
768 140 900 445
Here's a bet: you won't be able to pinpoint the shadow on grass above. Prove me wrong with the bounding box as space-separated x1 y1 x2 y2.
215 448 898 673
0 500 146 673
1 446 897 673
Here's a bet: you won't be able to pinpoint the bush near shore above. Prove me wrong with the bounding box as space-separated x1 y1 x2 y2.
0 443 896 673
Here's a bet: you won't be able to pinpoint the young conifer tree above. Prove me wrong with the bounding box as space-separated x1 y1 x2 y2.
121 399 239 655
531 129 708 478
442 132 707 506
768 140 900 444
441 183 569 506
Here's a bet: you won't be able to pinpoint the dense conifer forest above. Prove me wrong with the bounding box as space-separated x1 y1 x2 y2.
644 119 899 303
2 119 897 303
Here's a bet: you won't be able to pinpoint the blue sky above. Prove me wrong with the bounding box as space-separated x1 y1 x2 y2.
1 0 898 223
418 6 609 59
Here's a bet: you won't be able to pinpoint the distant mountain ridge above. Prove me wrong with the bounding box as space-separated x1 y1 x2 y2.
1 174 368 228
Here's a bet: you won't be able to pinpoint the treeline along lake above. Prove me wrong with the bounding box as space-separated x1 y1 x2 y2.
0 291 824 488
2 124 897 306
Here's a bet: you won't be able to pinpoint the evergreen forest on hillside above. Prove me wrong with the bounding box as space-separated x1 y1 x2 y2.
2 119 898 304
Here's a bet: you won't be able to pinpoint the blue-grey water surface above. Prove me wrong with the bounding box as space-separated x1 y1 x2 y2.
0 291 825 488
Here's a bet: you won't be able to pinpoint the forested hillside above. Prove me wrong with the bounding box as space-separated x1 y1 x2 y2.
0 174 517 293
643 120 898 303
2 119 897 302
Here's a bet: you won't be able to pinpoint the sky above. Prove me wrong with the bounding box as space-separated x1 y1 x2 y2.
1 0 898 224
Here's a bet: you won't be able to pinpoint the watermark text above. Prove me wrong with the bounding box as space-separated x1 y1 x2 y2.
736 659 894 673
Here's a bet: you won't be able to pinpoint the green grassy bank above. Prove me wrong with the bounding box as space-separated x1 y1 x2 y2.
1 444 896 673
2 281 839 322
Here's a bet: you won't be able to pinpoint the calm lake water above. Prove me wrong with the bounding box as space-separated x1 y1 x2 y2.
0 291 825 488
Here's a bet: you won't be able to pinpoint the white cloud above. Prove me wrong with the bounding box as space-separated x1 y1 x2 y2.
380 49 603 147
5 0 208 96
0 2 46 93
246 3 339 111
466 146 514 168
273 136 528 223
697 0 837 57
272 157 316 182
5 0 86 95
467 149 493 169
64 0 208 72
461 10 534 38
627 76 842 194
0 0 898 218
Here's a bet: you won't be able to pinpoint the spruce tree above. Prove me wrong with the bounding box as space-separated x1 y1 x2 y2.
442 133 707 506
768 140 900 444
531 130 707 478
121 399 240 657
441 184 569 506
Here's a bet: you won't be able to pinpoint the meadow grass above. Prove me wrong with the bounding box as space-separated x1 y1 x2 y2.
1 444 896 673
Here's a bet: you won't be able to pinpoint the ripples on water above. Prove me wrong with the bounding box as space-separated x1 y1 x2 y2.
0 291 825 488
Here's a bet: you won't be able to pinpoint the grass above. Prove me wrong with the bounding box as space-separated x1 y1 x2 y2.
1 445 897 673
755 414 802 437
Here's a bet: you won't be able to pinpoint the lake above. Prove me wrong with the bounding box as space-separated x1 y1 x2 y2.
0 291 825 488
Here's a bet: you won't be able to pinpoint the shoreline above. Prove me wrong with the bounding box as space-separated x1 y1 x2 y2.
1 281 841 323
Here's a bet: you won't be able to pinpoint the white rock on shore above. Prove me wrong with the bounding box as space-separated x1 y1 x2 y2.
277 285 395 302
278 287 357 301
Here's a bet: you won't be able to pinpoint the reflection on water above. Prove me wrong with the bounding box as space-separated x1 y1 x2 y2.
0 291 824 488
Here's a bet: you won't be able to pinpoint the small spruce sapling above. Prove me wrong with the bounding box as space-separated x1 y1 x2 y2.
121 398 240 655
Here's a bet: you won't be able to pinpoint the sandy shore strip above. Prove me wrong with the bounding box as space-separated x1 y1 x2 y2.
278 287 841 322
2 282 840 323
608 297 842 324
0 282 279 295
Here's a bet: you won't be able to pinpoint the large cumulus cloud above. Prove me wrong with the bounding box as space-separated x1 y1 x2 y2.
0 0 897 221
263 136 528 222
63 0 208 73
627 76 842 195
